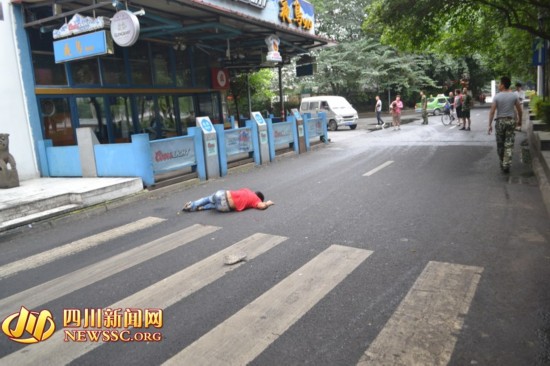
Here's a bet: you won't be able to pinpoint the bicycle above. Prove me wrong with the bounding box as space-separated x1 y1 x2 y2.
441 105 455 126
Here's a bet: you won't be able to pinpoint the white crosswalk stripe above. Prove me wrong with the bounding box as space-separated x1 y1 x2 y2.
0 232 287 365
0 224 484 366
0 223 220 321
357 261 483 366
0 216 165 280
163 244 373 366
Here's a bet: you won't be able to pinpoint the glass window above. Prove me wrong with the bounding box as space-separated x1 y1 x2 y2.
101 46 128 85
71 59 100 85
135 96 159 139
128 42 152 85
40 98 74 146
33 52 67 85
193 47 210 88
157 95 177 137
76 97 108 143
151 43 172 85
197 93 221 124
175 48 192 87
177 96 195 133
108 96 135 142
29 28 67 86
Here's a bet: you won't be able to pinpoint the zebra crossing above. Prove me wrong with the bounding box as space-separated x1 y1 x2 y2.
0 217 483 365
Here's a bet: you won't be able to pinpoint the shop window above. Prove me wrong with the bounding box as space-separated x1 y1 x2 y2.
71 59 100 85
33 52 68 86
198 93 221 124
151 43 173 85
155 95 176 137
76 97 108 143
129 42 152 85
175 48 192 88
136 96 160 139
193 47 210 88
109 96 134 142
177 96 195 134
40 98 74 146
101 46 128 85
29 28 68 86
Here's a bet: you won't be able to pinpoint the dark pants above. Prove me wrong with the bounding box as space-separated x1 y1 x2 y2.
376 111 384 125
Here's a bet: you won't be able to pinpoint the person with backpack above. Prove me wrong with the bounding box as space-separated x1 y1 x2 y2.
460 87 473 131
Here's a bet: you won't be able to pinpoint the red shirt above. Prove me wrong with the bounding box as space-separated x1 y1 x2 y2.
230 188 261 211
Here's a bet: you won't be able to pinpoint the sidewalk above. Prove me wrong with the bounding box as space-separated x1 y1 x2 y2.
0 177 143 232
1 113 549 233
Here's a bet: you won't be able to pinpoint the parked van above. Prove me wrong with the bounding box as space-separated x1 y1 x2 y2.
299 96 358 131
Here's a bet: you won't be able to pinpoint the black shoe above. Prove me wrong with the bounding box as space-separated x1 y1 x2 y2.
466 127 471 131
459 127 466 130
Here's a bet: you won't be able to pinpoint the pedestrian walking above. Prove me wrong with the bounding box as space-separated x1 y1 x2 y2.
487 76 522 173
390 95 403 131
420 91 428 125
375 95 384 128
460 87 473 131
182 188 274 212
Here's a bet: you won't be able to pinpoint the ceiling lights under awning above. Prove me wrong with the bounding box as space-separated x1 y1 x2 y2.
16 0 335 70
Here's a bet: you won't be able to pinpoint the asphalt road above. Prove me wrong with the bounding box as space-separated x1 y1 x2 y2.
1 107 550 365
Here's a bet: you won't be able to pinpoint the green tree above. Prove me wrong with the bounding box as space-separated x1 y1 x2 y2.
229 69 276 120
364 0 548 93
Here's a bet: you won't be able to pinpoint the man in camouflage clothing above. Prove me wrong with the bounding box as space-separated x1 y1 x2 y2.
487 76 522 173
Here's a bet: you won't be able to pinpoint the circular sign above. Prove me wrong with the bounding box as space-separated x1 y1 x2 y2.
216 70 227 88
111 10 140 47
200 119 213 132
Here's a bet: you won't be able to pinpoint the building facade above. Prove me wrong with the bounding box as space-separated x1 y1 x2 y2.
0 0 328 182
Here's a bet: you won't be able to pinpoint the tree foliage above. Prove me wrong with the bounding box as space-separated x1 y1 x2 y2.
364 0 548 88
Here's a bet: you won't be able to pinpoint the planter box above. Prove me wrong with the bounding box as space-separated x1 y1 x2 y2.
532 120 550 132
535 131 550 151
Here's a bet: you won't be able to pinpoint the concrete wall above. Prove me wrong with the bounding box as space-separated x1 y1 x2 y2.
0 1 40 180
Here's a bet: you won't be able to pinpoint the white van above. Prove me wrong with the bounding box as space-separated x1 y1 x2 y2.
299 96 358 131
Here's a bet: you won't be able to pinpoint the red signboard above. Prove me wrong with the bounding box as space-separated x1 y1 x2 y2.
211 68 230 90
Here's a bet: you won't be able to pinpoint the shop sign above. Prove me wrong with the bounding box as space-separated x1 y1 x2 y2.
53 30 114 63
265 35 282 63
231 0 267 9
53 14 109 39
110 10 140 47
279 0 313 31
211 68 230 89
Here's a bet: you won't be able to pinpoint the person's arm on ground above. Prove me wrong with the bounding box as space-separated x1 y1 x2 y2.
256 200 274 210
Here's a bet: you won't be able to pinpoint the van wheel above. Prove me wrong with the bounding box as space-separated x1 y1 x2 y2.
329 120 338 131
434 109 441 116
349 125 357 130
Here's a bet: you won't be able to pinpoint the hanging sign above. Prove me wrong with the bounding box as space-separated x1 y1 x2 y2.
211 68 230 89
53 30 114 63
53 14 109 39
265 35 282 63
110 10 140 47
